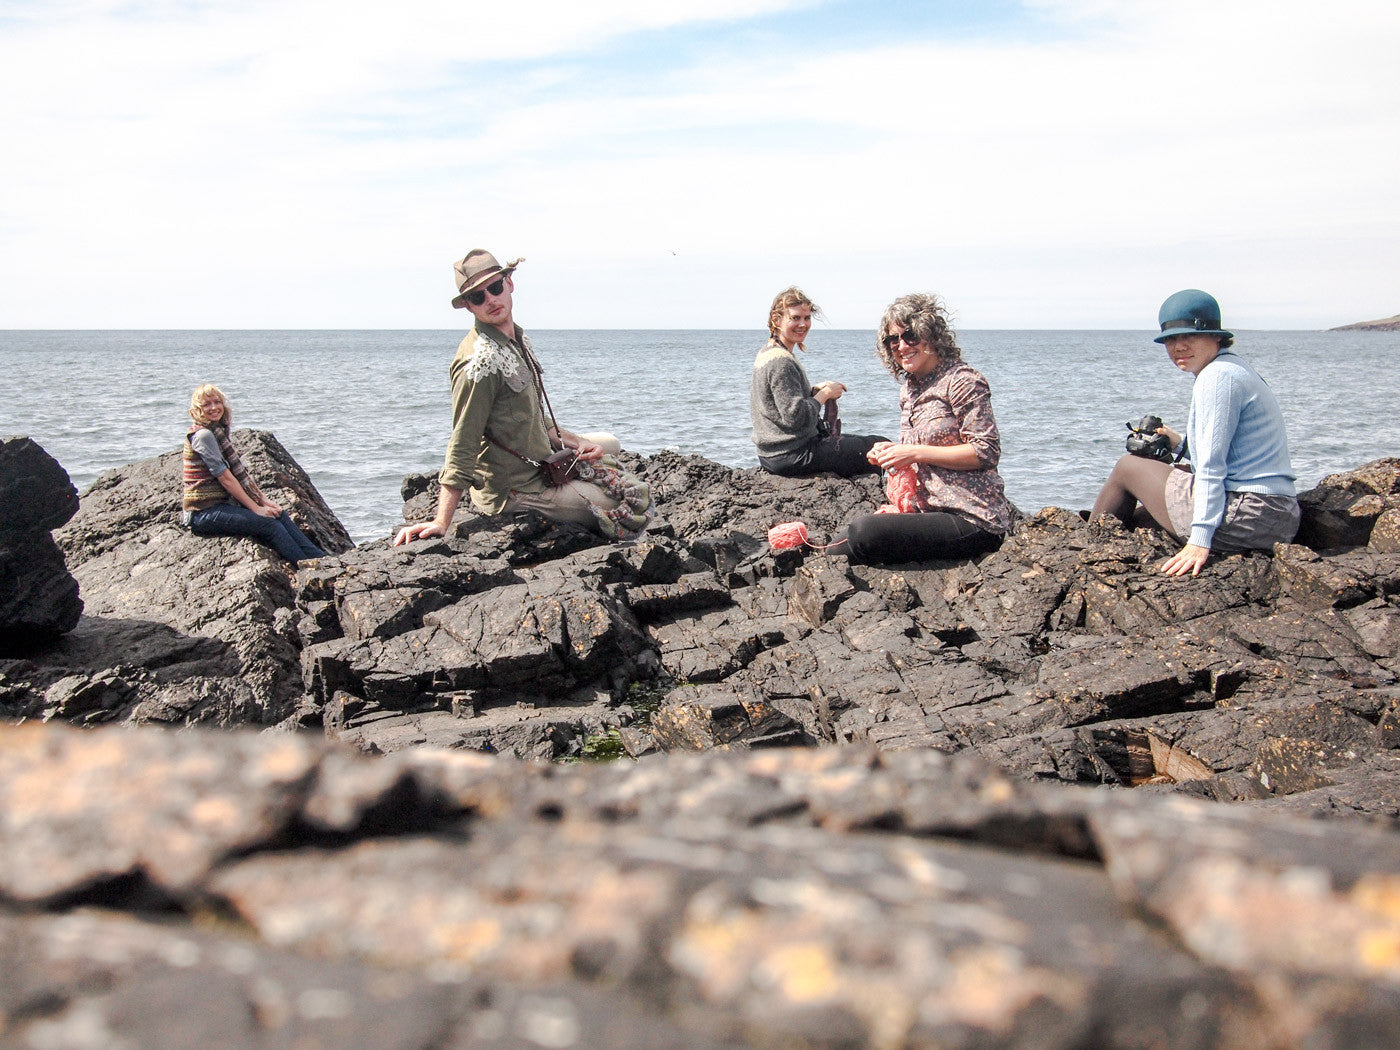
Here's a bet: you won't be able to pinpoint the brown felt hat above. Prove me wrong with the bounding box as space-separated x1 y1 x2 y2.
450 249 522 309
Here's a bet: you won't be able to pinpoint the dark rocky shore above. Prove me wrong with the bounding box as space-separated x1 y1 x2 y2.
3 433 1400 1048
1331 313 1400 332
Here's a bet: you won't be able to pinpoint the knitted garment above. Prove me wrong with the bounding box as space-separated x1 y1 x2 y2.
574 456 654 540
182 423 257 513
876 465 919 514
821 398 841 443
1181 350 1296 549
749 342 822 457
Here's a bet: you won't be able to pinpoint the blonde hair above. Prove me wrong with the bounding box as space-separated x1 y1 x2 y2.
188 384 230 427
767 286 825 347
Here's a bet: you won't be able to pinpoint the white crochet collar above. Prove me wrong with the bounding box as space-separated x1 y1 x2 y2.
464 329 529 383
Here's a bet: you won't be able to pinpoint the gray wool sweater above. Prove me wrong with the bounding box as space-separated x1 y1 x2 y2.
749 341 821 457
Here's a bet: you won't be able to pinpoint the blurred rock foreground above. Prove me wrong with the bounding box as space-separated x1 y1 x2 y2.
3 434 1400 1048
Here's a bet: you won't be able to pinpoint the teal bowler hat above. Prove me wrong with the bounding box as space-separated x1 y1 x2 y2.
1154 289 1233 343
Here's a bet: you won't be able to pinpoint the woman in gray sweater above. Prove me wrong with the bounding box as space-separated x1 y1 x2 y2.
749 286 886 477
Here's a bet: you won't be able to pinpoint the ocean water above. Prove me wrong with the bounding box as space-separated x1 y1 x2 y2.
3 328 1398 544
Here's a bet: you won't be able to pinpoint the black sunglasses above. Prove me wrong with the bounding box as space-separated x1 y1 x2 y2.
465 278 506 307
883 329 922 350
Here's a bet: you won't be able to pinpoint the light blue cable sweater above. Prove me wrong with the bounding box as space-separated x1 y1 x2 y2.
1184 350 1296 549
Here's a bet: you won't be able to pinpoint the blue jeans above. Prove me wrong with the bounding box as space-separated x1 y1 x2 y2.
189 503 327 563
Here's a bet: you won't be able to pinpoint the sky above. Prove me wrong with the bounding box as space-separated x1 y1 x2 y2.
1 0 1397 330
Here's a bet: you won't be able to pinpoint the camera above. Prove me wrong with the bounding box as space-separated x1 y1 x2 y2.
1124 415 1174 462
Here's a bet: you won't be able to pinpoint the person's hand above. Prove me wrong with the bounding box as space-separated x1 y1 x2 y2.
573 440 604 462
869 443 924 471
866 440 893 465
1161 543 1210 577
1156 424 1183 450
254 502 280 518
393 520 447 546
815 381 846 403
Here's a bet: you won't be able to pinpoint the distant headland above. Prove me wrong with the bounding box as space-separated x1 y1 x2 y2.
1330 312 1400 331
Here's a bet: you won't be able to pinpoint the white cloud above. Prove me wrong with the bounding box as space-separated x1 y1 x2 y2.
1 0 1396 327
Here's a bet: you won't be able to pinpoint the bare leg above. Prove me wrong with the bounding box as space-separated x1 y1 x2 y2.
1090 455 1175 532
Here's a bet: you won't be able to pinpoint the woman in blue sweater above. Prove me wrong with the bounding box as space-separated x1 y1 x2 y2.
1090 289 1299 577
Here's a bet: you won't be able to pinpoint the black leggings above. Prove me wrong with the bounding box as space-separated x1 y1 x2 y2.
759 432 888 478
831 511 1003 565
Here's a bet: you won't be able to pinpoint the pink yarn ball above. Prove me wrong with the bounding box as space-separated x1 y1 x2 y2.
768 521 810 549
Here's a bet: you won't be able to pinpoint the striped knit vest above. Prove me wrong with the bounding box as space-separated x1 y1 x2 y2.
182 424 255 512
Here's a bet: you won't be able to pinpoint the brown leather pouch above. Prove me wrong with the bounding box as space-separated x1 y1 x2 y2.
542 448 581 486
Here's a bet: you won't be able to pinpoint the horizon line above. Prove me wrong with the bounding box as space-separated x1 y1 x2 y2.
0 326 1359 334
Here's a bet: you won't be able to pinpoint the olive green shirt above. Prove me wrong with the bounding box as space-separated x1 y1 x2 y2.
440 322 551 514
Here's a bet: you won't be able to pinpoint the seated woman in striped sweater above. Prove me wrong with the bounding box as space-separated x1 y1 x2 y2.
181 384 327 564
1089 289 1299 577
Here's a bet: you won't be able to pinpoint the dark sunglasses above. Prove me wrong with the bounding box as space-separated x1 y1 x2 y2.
883 329 922 350
464 278 506 307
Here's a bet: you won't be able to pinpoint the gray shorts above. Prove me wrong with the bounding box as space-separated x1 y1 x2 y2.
1165 469 1300 552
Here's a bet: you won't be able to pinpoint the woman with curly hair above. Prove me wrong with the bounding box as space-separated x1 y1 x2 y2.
831 293 1012 564
749 285 887 477
181 384 328 564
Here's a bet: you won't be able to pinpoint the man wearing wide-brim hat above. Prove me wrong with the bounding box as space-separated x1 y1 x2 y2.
394 250 652 544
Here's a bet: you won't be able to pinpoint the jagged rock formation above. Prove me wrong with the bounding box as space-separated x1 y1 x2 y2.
0 431 352 726
280 451 1400 824
0 437 82 652
1 724 1398 1049
5 442 1400 1045
293 454 884 756
4 442 1400 821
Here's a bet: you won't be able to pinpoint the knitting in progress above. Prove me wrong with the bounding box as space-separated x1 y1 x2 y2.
877 464 918 514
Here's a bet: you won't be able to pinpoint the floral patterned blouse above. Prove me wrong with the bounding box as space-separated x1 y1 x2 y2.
899 358 1012 534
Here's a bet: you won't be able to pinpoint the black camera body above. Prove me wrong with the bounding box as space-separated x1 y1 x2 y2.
1125 415 1174 462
